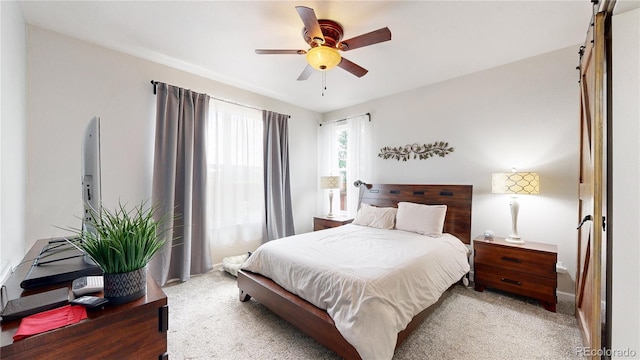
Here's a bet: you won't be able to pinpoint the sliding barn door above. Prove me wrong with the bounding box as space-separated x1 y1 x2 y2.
576 11 608 356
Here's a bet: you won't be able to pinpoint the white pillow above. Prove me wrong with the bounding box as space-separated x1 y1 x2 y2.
352 203 397 230
395 202 447 236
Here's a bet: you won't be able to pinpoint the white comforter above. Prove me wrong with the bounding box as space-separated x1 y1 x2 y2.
241 224 470 360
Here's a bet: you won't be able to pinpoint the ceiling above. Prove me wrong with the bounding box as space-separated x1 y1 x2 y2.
18 1 637 113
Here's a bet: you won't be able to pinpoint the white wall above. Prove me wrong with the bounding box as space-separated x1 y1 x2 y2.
0 1 27 282
26 26 320 266
323 46 580 294
611 8 640 357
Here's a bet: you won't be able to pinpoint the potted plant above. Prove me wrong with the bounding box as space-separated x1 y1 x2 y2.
75 201 171 305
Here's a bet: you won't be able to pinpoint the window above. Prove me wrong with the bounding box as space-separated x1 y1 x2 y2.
318 115 372 216
336 124 348 211
206 100 264 246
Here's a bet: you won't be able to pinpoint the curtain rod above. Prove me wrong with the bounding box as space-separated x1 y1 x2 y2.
150 80 290 118
319 112 371 127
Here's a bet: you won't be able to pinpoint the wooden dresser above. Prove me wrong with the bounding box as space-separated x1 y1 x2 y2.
473 235 557 312
313 215 353 231
1 239 168 359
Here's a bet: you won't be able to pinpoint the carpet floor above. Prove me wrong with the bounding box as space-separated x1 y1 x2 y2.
162 270 582 359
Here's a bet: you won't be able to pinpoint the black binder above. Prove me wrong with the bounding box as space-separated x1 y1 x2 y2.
20 240 103 289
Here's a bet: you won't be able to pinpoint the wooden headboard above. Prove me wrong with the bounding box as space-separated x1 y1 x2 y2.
359 184 473 244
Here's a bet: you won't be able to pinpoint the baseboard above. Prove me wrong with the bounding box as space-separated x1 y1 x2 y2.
557 290 575 304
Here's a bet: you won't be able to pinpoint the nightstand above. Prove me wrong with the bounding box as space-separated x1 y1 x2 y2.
473 235 558 312
313 215 353 231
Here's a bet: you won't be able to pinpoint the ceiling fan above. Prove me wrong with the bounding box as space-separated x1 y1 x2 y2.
255 6 392 80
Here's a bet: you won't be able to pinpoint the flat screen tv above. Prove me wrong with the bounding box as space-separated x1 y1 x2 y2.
81 116 102 236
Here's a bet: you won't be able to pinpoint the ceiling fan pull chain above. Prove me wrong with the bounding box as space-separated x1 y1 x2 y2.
322 70 327 96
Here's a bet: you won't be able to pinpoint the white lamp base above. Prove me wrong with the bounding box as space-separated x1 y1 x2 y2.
505 236 525 244
507 197 525 244
327 190 334 218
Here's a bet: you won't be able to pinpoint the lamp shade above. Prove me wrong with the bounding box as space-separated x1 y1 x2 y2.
306 46 341 71
320 175 341 190
492 172 540 195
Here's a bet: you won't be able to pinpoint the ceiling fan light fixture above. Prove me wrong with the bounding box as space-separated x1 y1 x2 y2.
306 46 341 71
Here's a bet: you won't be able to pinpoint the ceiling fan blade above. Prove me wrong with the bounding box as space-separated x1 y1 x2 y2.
337 57 368 78
297 64 314 81
255 49 307 55
295 6 325 44
338 27 392 51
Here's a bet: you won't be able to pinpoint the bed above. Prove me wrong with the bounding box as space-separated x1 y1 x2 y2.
238 184 472 360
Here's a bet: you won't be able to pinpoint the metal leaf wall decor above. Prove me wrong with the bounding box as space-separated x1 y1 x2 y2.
378 142 454 161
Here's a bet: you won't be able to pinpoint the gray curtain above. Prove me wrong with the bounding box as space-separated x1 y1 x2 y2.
150 82 212 286
263 110 295 241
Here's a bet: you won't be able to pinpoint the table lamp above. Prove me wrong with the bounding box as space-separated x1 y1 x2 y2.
320 175 341 218
491 170 539 243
